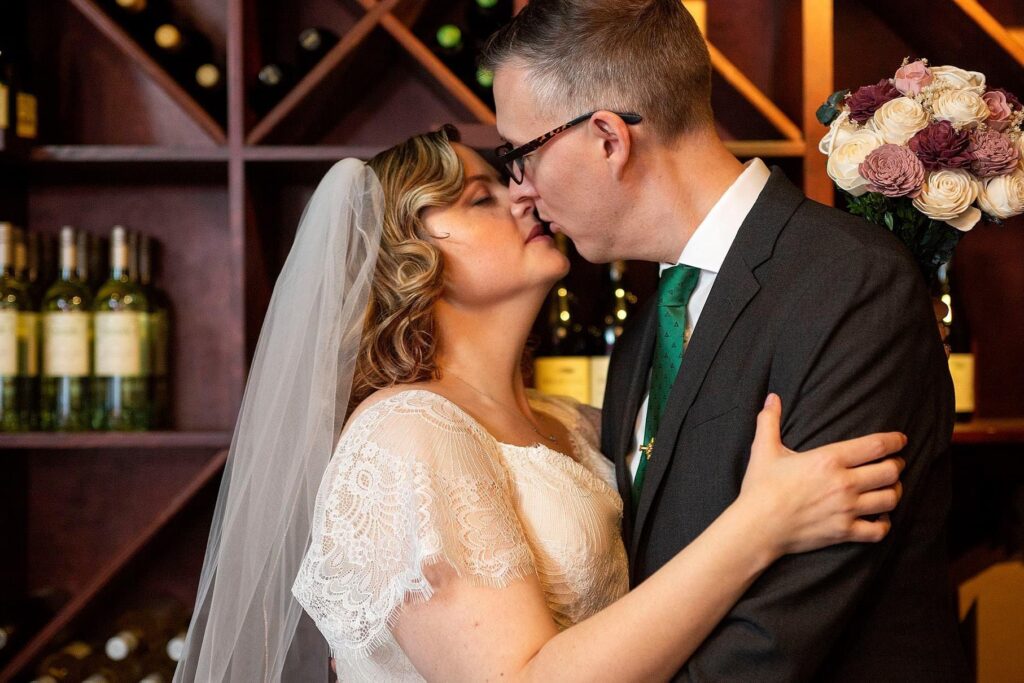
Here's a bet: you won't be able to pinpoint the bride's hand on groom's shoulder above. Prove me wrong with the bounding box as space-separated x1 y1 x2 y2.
737 394 907 558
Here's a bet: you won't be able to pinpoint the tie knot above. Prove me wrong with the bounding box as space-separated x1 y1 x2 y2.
658 264 700 308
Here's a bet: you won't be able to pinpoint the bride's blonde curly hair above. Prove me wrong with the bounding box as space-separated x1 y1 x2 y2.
349 126 465 414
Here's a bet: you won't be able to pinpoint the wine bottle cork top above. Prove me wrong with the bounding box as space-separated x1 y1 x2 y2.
196 64 220 88
259 65 283 86
155 24 182 49
437 25 463 49
476 67 495 88
116 0 147 10
477 0 499 8
105 630 139 661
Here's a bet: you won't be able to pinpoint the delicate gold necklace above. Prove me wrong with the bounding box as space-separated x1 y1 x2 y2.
446 373 559 444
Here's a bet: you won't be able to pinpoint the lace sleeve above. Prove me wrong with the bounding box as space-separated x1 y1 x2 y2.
291 391 535 660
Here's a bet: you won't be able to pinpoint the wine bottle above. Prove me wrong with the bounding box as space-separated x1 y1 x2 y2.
297 27 339 74
433 24 473 83
533 234 591 404
939 262 974 421
152 20 216 83
0 224 38 430
13 228 41 428
251 62 295 114
105 598 188 662
0 42 11 151
32 641 94 683
13 47 37 141
41 227 93 431
193 62 225 121
80 650 143 683
92 226 150 431
587 261 636 408
467 0 512 43
164 629 186 662
137 234 170 428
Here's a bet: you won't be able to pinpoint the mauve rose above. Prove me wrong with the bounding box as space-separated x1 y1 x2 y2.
859 144 926 198
909 121 973 171
982 91 1013 132
989 87 1023 111
847 80 901 124
969 129 1021 178
893 60 933 96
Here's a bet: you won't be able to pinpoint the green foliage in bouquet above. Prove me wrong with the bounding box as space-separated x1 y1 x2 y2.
842 191 964 283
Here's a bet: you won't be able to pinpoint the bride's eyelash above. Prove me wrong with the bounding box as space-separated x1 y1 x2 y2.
471 194 495 206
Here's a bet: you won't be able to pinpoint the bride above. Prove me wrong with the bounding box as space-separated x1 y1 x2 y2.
173 127 906 682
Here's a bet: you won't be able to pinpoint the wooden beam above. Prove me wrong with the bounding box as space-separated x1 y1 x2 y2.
951 0 1024 67
801 0 834 204
708 42 804 143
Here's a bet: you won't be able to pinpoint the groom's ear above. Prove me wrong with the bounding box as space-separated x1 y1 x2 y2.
589 111 632 181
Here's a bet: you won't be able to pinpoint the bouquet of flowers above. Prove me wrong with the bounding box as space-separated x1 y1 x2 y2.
818 58 1024 282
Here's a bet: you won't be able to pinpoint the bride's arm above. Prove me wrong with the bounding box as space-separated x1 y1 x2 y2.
393 394 905 682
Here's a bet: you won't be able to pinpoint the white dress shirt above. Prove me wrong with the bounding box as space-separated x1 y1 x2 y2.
629 158 771 480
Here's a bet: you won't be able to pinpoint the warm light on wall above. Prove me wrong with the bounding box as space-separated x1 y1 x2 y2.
683 1 707 37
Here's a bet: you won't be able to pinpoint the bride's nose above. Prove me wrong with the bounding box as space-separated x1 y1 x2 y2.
509 195 536 221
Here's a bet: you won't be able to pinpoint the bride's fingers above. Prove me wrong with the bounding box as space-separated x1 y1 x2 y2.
751 393 783 455
853 482 903 517
849 456 905 492
822 432 908 468
847 514 892 543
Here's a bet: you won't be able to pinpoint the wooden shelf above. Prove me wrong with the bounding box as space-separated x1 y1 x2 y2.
0 431 234 450
242 145 385 161
0 448 229 682
953 420 1024 445
30 146 230 164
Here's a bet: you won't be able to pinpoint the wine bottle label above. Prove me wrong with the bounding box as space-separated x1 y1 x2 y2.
43 312 91 377
0 83 8 130
150 310 169 376
94 312 144 377
17 311 39 376
588 356 610 409
948 353 975 414
534 357 591 405
0 310 16 376
15 92 37 139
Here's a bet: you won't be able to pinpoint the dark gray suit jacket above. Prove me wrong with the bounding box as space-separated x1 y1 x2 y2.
601 169 969 682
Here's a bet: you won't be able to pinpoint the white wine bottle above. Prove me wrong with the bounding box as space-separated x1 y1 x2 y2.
0 222 35 430
31 641 94 682
92 226 150 430
12 226 40 429
588 260 637 408
41 227 93 431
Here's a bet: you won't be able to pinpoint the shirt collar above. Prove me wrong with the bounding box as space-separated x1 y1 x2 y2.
661 158 771 275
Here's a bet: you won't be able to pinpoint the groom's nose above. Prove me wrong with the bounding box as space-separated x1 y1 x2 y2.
508 171 539 205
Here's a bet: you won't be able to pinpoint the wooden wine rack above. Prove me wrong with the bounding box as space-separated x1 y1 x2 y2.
1 0 1022 680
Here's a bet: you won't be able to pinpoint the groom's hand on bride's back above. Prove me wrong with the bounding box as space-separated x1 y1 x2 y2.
738 393 906 557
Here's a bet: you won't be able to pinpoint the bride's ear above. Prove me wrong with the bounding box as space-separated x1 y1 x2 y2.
589 111 632 181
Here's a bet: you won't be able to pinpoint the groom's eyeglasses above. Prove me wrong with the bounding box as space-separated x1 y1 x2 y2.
496 111 643 185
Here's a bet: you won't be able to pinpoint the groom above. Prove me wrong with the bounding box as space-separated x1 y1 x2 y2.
485 1 968 680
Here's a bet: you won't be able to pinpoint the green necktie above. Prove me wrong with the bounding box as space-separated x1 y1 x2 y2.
633 264 700 511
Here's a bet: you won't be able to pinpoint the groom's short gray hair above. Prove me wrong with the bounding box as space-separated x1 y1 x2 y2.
482 0 714 141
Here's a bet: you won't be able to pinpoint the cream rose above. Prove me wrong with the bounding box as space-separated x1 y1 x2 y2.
818 110 858 156
931 65 987 94
977 170 1024 220
869 97 930 145
1018 134 1024 173
827 127 886 196
912 169 981 230
931 90 990 129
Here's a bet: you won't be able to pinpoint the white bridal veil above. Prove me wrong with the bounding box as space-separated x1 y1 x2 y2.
173 159 383 681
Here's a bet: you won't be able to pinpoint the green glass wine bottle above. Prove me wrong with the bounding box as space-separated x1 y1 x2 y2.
0 222 34 430
13 227 40 429
138 234 170 428
92 226 150 430
41 227 93 431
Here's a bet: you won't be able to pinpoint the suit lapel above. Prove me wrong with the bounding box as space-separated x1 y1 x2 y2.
628 167 806 564
603 295 658 550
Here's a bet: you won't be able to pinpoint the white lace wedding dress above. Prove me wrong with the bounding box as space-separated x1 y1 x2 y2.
291 389 629 681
